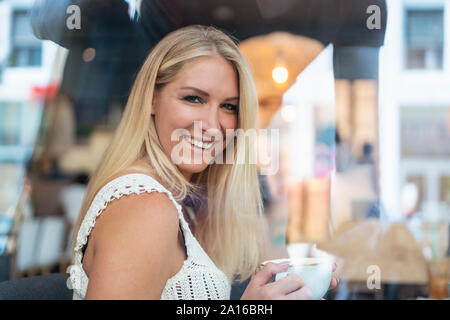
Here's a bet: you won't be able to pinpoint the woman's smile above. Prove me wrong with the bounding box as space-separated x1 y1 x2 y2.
182 135 216 150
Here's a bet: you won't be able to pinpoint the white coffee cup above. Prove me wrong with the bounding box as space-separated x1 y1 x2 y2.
260 257 333 300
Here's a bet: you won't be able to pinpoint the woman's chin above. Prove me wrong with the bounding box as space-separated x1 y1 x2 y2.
177 162 209 177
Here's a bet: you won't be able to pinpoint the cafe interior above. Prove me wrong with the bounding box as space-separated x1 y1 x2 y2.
0 0 449 299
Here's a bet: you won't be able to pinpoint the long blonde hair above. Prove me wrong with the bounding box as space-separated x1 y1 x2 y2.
72 25 266 282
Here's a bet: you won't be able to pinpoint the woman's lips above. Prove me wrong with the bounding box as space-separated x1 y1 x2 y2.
182 135 215 150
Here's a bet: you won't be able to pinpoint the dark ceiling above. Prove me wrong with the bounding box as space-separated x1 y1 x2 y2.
140 0 387 46
32 0 387 129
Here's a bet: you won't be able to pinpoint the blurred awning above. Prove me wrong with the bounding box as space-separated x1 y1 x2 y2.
158 0 387 46
32 0 387 128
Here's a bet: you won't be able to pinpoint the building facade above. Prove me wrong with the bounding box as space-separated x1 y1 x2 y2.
379 0 450 219
0 0 59 163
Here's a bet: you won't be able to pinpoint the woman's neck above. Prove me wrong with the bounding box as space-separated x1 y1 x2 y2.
180 170 193 181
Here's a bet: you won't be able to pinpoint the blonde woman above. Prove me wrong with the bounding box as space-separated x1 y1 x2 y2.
68 25 337 300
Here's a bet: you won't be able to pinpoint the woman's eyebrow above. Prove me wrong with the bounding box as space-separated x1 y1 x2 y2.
180 86 239 101
180 86 209 96
224 96 239 102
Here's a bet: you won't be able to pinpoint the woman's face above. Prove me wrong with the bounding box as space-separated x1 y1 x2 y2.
152 54 239 180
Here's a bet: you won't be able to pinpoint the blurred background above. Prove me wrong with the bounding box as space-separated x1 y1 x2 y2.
0 0 448 300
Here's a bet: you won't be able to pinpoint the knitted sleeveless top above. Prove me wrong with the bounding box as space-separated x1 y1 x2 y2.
68 173 231 299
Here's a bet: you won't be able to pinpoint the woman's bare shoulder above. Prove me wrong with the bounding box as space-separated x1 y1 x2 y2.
90 161 180 252
93 190 180 246
81 162 183 298
84 191 181 299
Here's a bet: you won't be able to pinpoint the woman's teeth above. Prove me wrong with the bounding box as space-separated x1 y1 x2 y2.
183 136 214 150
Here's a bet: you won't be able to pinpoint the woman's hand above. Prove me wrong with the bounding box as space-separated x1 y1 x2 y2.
240 262 313 300
319 262 339 300
240 261 340 300
328 262 339 290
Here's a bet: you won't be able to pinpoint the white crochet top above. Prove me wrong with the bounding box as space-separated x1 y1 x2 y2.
68 173 231 300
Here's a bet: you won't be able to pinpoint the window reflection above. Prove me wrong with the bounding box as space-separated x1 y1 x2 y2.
0 0 448 300
405 9 444 70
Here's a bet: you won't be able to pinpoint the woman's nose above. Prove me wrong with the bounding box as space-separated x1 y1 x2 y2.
200 105 221 132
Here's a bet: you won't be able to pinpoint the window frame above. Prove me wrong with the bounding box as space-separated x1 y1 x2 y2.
403 5 446 71
7 9 42 68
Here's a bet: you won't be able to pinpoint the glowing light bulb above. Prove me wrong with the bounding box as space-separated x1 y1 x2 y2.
272 66 288 84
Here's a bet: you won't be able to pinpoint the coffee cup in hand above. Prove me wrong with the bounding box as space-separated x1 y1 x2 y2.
260 258 333 300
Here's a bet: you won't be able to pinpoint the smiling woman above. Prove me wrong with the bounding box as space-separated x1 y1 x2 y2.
67 24 330 300
68 25 267 300
151 54 240 178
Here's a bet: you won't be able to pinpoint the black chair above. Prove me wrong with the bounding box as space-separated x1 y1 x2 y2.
0 273 73 300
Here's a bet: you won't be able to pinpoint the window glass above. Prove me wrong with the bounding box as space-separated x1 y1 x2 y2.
405 9 444 70
8 10 42 67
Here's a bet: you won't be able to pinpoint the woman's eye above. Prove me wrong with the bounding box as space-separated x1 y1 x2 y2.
183 95 202 104
221 103 238 112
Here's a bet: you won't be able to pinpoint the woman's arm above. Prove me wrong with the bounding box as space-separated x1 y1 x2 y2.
84 192 181 299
